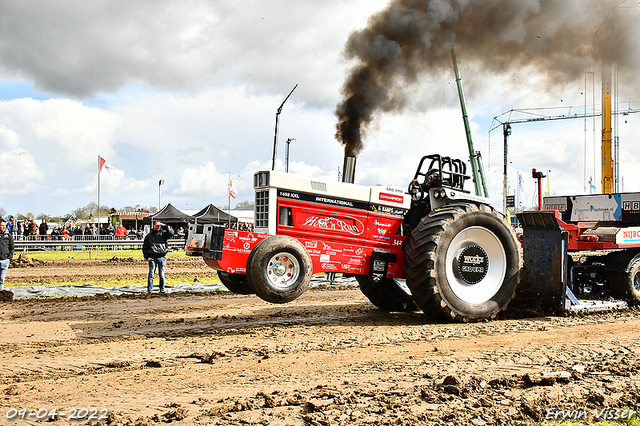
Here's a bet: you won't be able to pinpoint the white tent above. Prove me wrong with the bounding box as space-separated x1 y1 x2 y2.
230 209 254 224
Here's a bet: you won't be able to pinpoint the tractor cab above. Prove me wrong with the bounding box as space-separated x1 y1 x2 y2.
404 154 484 231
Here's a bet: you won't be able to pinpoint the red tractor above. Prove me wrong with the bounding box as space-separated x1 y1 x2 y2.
186 154 521 322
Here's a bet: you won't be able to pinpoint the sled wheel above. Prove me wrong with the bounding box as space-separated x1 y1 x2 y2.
611 261 640 305
247 235 312 304
404 203 521 322
217 271 254 295
355 276 419 312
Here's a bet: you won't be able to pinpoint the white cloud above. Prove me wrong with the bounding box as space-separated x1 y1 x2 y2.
0 149 43 195
28 99 121 164
174 161 227 197
0 98 121 167
0 125 20 148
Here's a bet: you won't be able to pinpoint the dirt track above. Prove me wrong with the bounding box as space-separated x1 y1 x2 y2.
0 259 639 425
6 257 210 284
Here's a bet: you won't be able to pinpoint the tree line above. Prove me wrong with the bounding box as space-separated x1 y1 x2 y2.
0 202 158 223
1 199 253 223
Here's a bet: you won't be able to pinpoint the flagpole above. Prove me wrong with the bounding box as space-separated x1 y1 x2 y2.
228 172 231 228
97 156 101 236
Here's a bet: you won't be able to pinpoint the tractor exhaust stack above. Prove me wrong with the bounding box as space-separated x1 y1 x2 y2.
342 156 356 184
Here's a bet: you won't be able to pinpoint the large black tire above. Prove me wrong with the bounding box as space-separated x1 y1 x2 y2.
217 271 254 295
404 203 521 322
610 261 640 305
246 235 312 304
355 276 419 312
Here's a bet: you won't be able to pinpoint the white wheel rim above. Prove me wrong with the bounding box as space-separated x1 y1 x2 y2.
267 252 300 289
444 226 507 304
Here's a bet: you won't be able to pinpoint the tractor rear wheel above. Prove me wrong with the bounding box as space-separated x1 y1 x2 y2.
217 271 253 295
404 203 521 322
610 261 640 305
247 235 312 304
355 276 419 312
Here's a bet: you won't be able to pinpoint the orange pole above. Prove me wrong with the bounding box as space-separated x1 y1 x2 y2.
601 64 613 194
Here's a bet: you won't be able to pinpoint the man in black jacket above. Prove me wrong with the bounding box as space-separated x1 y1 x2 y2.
39 218 48 240
0 219 15 290
142 220 174 293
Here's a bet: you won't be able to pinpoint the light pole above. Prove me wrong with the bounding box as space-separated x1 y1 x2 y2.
285 138 295 172
272 84 298 171
158 179 165 211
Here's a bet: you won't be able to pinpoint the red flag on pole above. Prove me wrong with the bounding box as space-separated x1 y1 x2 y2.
229 177 237 199
99 156 117 176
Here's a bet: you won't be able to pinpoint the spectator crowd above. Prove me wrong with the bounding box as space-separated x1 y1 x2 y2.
3 216 190 242
4 215 249 243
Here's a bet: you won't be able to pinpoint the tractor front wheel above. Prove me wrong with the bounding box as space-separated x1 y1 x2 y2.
247 235 312 304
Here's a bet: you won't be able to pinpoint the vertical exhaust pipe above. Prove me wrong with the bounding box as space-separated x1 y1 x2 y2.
342 156 357 184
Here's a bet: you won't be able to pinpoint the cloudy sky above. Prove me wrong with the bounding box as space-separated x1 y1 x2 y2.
0 0 639 219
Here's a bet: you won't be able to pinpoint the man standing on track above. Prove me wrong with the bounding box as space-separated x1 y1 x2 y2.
0 219 15 290
142 220 174 293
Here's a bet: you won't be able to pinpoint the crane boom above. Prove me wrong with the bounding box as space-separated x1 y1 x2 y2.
593 3 640 193
490 105 639 208
451 47 488 197
601 65 613 193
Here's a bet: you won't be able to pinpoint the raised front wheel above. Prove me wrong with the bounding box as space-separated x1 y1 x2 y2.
247 235 312 304
404 203 521 322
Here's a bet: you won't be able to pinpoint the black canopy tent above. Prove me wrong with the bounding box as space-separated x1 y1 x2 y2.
144 203 192 226
191 204 237 225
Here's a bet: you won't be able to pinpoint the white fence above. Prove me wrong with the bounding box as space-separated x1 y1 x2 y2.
13 235 187 252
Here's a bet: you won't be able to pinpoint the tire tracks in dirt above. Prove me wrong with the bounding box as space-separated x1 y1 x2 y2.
0 290 638 425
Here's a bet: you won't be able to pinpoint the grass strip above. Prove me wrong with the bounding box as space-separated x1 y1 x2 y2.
13 248 188 261
5 275 221 288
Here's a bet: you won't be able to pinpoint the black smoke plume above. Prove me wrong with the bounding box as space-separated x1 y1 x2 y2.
335 0 639 157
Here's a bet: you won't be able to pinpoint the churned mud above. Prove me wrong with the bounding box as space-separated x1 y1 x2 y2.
0 259 638 425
